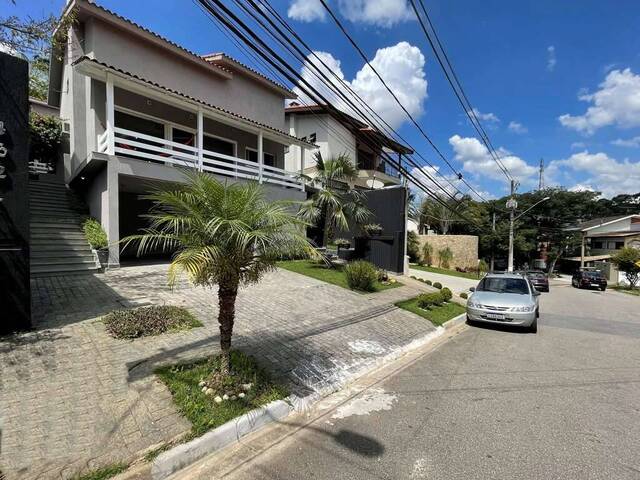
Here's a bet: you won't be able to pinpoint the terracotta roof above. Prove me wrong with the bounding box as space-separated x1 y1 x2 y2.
285 103 413 154
69 1 292 97
72 56 315 148
202 52 295 98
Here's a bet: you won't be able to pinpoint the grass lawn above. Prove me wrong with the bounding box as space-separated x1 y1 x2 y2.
156 351 288 438
278 260 403 292
395 298 466 326
410 264 483 281
612 285 640 296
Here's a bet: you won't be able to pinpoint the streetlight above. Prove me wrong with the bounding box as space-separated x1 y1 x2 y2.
507 196 551 272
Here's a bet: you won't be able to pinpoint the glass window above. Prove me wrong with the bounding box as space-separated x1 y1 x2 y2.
246 149 258 163
246 149 276 166
615 241 625 249
115 110 164 138
264 152 275 167
477 277 530 295
203 136 235 157
172 128 195 148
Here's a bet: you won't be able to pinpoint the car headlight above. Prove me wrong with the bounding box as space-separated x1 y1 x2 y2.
467 301 481 308
511 305 535 312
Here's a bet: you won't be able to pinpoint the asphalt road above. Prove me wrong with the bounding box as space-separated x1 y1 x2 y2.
183 282 640 480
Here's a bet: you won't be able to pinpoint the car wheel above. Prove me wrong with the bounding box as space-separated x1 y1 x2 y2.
529 317 538 333
600 286 607 292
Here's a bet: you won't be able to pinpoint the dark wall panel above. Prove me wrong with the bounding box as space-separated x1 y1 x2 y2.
0 52 31 333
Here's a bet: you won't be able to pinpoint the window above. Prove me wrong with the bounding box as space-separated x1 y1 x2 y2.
203 136 235 157
171 128 195 148
246 149 276 167
477 277 530 295
115 110 164 138
593 241 604 249
607 241 617 250
264 152 275 167
615 241 625 249
309 132 316 143
246 148 258 163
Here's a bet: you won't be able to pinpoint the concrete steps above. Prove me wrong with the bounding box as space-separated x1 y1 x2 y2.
29 175 100 276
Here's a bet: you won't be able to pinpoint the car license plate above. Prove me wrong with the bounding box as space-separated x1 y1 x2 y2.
485 313 504 320
591 283 600 287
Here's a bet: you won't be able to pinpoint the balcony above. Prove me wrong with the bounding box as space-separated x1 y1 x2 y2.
97 126 303 190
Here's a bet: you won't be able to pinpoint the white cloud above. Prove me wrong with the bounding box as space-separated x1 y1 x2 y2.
547 45 556 72
558 68 640 135
287 0 326 22
337 0 414 28
294 42 428 129
612 136 640 148
571 142 586 150
569 183 595 193
469 108 500 123
508 121 528 134
448 135 537 185
548 150 640 197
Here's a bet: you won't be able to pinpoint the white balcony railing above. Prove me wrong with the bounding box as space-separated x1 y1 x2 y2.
97 126 303 190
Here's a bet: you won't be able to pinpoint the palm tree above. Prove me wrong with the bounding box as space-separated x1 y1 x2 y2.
123 173 311 376
298 152 372 246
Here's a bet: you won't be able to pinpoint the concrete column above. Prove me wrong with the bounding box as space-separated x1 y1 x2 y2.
106 157 120 267
257 129 263 184
105 73 115 155
197 107 204 172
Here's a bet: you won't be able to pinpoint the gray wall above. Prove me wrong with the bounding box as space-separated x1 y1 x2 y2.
83 16 286 130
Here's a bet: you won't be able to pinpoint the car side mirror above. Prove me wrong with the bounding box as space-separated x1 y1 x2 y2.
469 287 475 292
533 290 541 296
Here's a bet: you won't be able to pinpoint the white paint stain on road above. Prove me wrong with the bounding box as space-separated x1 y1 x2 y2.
348 340 387 355
411 458 431 478
331 388 397 419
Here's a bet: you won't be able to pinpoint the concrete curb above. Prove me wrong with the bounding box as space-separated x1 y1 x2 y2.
152 399 292 479
151 310 468 479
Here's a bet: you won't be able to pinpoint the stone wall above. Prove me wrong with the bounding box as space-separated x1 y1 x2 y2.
416 235 479 270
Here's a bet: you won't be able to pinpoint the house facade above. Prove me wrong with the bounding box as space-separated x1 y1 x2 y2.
45 0 314 268
284 104 412 190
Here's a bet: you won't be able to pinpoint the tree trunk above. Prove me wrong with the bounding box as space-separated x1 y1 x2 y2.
217 282 238 376
322 205 332 247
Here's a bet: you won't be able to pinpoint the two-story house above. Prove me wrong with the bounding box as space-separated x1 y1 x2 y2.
284 103 412 190
36 0 314 273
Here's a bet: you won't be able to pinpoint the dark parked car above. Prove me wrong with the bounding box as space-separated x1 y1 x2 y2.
523 270 549 292
572 269 607 291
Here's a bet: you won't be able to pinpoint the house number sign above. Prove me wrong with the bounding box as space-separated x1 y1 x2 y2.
0 120 7 202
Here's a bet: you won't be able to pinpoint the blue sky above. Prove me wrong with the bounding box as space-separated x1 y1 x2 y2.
12 0 640 199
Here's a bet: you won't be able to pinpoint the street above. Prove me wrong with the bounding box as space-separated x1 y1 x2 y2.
179 280 640 480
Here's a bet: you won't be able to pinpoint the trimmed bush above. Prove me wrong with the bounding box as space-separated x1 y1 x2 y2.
344 260 378 292
104 306 202 339
417 292 445 309
459 292 468 299
82 217 108 250
426 280 432 286
433 282 442 289
421 241 433 266
441 287 452 301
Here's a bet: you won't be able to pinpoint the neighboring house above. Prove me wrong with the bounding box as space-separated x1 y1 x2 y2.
565 214 640 279
284 103 413 190
43 0 314 268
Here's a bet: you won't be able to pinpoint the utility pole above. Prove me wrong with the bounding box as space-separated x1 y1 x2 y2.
490 210 496 272
507 179 518 272
538 158 545 190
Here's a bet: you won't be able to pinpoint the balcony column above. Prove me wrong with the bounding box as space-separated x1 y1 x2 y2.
257 129 264 184
197 107 204 172
105 73 115 155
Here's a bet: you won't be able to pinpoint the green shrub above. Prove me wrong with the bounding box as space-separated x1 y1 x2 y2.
433 282 442 289
407 231 420 262
460 292 468 299
426 279 432 286
377 269 389 282
437 247 453 269
83 218 108 250
363 223 383 235
104 305 202 339
29 111 62 162
417 292 444 309
344 260 378 292
334 238 350 249
421 241 433 266
440 287 452 301
478 259 488 273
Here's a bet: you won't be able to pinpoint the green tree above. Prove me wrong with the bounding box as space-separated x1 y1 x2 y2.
437 247 453 269
421 241 433 266
123 173 311 376
406 230 420 262
611 247 640 289
297 152 371 246
29 55 49 100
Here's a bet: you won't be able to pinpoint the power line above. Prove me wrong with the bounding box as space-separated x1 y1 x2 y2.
409 0 513 181
194 0 481 226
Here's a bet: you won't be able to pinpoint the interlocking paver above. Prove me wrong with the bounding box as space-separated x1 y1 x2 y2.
0 264 436 479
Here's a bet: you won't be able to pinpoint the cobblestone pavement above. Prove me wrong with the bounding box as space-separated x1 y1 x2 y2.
0 264 436 480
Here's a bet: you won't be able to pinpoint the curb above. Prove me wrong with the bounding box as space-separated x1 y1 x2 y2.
151 311 468 479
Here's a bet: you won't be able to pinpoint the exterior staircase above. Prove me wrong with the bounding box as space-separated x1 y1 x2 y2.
29 175 100 276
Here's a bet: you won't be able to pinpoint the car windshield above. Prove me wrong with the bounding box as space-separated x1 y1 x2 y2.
477 277 530 294
583 271 602 278
528 272 546 279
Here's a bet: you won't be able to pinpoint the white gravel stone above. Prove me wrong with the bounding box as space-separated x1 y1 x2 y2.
222 394 229 400
238 392 246 399
214 396 223 403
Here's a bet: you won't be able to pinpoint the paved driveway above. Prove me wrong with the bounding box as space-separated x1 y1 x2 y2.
0 264 437 479
202 279 640 480
409 267 480 294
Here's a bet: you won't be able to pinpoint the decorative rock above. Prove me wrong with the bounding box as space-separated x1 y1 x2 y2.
238 392 246 399
241 383 253 391
214 396 223 403
205 388 214 396
230 395 237 400
222 394 229 401
198 381 206 388
201 386 208 393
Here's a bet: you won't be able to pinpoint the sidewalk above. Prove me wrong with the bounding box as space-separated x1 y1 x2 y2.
1 264 437 480
409 267 480 294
